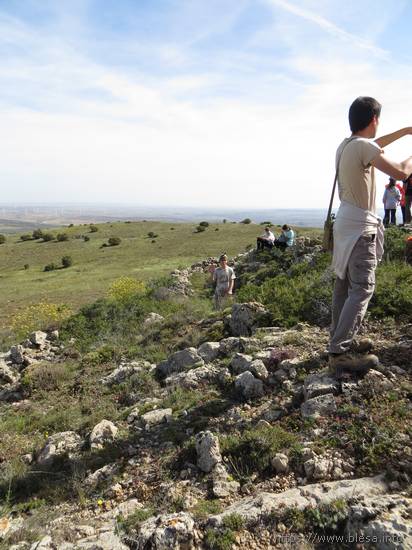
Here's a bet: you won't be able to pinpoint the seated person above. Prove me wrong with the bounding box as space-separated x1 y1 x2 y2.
273 224 295 251
256 226 275 250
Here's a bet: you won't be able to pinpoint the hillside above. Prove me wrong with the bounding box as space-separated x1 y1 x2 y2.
0 221 316 348
1 227 412 549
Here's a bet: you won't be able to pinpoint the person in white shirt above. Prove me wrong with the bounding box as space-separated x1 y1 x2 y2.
329 96 412 378
257 227 275 250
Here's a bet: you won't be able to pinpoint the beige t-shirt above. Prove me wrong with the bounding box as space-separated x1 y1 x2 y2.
336 137 383 213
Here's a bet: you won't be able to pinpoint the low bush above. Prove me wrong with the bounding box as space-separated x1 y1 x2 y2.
89 225 98 233
240 218 252 224
44 263 57 272
20 234 32 241
57 233 69 242
0 234 6 244
108 237 121 246
61 256 73 268
83 235 90 242
42 233 54 242
195 225 206 233
147 232 158 238
32 229 43 239
11 302 72 340
107 277 146 302
199 221 209 227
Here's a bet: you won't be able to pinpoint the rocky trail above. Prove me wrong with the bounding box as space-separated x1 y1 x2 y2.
1 239 412 549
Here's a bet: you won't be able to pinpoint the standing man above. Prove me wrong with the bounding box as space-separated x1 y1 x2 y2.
209 254 236 309
329 97 412 377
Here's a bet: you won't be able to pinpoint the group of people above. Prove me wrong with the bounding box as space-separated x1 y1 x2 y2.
382 174 412 226
209 96 412 382
256 224 295 251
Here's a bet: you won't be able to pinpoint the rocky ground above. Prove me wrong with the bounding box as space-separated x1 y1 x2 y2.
1 240 412 549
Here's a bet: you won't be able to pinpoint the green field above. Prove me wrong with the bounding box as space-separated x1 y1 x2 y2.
0 221 303 331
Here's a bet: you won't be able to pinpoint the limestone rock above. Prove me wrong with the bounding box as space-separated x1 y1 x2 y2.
235 371 264 400
0 361 19 385
89 420 118 450
197 342 220 363
143 313 165 327
100 362 145 386
84 463 119 489
195 431 222 473
301 394 337 419
157 348 204 378
271 453 289 474
212 464 240 498
164 365 220 389
303 371 339 400
209 475 388 527
9 345 25 366
29 331 48 349
36 431 82 466
229 302 269 336
136 512 195 550
138 408 173 430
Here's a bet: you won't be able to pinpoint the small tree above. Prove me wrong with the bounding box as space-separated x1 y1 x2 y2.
147 231 158 239
57 233 69 242
44 263 57 272
61 255 73 268
32 228 43 239
199 221 209 227
89 225 98 233
0 234 6 244
83 235 90 242
42 233 55 242
240 218 252 224
24 264 29 270
108 237 121 246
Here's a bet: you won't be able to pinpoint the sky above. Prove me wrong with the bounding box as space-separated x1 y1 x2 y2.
1 0 412 209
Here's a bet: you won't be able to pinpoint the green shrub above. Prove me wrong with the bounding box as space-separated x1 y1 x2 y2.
147 232 158 238
191 499 222 519
83 235 90 242
195 225 206 233
370 261 412 319
0 234 5 244
199 221 209 227
44 263 57 272
32 229 43 239
57 233 69 242
204 528 236 550
24 264 29 270
383 226 407 261
108 237 121 246
240 218 252 224
220 424 299 480
42 233 54 242
20 234 32 241
89 225 98 233
61 256 73 268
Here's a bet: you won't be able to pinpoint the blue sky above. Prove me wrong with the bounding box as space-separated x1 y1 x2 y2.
1 0 412 208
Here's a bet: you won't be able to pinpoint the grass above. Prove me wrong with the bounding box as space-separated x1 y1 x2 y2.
0 221 261 334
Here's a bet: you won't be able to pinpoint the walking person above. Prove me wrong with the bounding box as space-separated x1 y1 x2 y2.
257 226 275 250
403 174 412 225
382 178 401 226
328 96 412 378
209 254 236 309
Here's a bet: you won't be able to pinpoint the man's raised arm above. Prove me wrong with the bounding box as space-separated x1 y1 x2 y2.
371 154 412 181
375 127 412 148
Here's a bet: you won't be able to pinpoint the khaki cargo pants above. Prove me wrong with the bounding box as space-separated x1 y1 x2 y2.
329 234 377 354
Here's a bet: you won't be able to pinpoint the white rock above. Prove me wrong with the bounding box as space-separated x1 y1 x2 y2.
143 313 165 327
235 371 264 400
29 331 48 349
136 512 195 550
271 453 289 474
90 420 118 450
37 431 82 467
197 342 220 363
140 408 173 429
195 431 222 473
157 348 204 377
301 394 337 419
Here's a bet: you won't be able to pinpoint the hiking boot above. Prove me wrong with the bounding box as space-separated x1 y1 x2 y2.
350 338 374 354
328 352 379 379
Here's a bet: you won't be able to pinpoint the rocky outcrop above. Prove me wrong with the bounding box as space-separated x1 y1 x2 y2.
36 432 83 467
157 348 204 378
89 420 118 450
195 431 222 473
135 512 196 550
228 302 270 336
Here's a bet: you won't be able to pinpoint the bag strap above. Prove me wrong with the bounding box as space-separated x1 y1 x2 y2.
326 136 357 220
